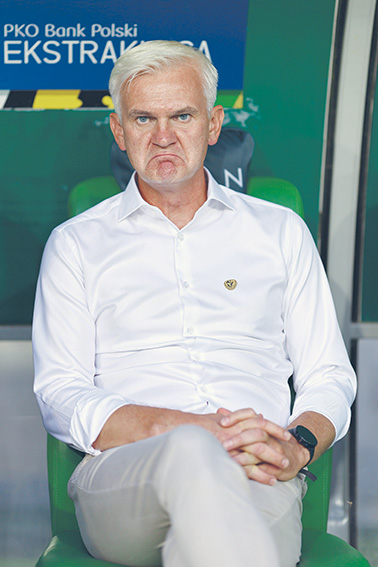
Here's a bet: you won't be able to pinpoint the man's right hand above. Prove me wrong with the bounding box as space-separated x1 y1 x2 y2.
93 404 232 451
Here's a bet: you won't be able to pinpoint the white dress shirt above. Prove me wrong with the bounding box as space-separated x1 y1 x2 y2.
33 171 356 454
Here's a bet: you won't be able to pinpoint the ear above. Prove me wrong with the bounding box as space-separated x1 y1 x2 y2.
208 105 224 146
110 113 127 151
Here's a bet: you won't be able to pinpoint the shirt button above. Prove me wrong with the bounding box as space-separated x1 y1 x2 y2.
183 281 190 289
192 353 201 361
177 233 184 241
186 327 194 335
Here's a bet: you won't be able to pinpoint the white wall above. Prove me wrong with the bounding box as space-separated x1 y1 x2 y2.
0 341 50 566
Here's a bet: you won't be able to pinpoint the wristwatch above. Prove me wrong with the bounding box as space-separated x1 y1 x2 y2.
288 425 318 468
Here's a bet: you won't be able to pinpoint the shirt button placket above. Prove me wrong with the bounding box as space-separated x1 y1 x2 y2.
175 231 195 338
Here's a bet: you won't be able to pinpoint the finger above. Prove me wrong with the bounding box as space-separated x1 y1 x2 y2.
223 426 268 451
230 450 260 466
260 419 291 442
223 417 291 446
217 407 232 416
254 418 291 442
220 410 290 442
223 429 290 469
241 463 277 486
257 462 298 482
225 448 242 460
231 444 289 470
220 408 257 426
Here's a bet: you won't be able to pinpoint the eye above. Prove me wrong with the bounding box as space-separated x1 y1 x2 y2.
136 116 149 124
177 113 190 122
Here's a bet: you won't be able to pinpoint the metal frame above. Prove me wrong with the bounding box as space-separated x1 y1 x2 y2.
0 326 32 340
320 0 377 544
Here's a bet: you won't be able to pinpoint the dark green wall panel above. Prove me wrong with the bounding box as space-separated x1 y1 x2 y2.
243 0 336 237
0 110 113 324
362 72 378 322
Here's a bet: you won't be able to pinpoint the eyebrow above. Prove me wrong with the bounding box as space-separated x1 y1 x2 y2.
127 106 199 118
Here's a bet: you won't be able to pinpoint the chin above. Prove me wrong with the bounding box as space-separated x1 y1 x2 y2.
146 169 189 186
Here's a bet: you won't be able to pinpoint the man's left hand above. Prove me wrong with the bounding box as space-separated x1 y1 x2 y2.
218 408 310 485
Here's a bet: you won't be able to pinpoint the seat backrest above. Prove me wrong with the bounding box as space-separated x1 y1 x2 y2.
47 434 83 536
302 449 333 532
247 176 305 219
68 175 121 217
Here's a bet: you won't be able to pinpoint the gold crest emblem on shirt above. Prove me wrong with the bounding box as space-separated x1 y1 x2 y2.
224 279 237 290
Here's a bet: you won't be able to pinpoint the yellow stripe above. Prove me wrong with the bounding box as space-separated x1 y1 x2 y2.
33 90 83 109
233 92 243 109
101 95 114 109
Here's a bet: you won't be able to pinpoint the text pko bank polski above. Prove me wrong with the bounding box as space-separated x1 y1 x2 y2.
3 23 138 39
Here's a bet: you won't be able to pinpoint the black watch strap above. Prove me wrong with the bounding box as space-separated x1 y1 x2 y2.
288 425 318 481
298 468 317 482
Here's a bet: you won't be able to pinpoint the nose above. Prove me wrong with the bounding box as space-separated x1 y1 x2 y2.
152 119 177 147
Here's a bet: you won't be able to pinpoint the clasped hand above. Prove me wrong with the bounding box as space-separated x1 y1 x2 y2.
212 408 308 486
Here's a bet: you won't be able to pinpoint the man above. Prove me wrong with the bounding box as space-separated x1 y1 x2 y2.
33 41 356 567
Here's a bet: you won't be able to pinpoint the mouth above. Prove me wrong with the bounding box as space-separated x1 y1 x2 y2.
151 153 179 161
151 151 182 160
147 154 184 177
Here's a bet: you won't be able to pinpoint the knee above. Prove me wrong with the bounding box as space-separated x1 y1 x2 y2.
160 425 239 479
164 424 220 459
155 425 248 502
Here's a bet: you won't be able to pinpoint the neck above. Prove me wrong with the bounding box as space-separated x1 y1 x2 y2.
137 171 208 229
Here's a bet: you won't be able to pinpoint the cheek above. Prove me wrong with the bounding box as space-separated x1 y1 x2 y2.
124 133 146 158
125 148 143 172
186 131 210 158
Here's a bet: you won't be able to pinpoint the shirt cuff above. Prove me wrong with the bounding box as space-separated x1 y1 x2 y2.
70 392 131 454
290 395 351 444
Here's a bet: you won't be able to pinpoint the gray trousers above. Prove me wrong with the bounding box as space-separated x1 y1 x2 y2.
68 425 305 567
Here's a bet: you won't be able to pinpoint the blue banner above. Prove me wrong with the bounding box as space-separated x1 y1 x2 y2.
0 0 248 90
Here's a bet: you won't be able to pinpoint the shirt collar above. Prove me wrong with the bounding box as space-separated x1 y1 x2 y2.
205 168 235 211
118 168 235 222
118 173 146 221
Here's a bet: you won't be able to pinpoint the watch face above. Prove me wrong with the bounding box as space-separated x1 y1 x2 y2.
296 425 317 447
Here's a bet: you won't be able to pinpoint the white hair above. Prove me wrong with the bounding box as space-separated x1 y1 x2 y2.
109 40 218 117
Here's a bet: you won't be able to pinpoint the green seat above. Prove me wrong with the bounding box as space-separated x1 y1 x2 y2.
68 176 121 218
36 175 370 566
36 436 370 566
247 176 305 218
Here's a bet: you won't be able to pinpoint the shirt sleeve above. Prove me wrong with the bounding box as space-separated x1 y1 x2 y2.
33 227 129 454
282 211 357 442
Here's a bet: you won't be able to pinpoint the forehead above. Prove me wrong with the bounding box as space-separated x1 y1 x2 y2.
121 63 207 113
